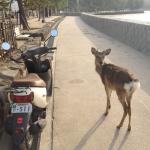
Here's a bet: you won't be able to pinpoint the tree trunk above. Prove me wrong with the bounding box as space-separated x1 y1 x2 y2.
42 7 45 23
45 7 49 17
49 8 52 16
17 0 29 30
31 6 35 17
55 7 58 15
38 5 41 21
53 0 58 15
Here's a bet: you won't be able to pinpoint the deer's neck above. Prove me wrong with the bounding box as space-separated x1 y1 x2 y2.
95 62 105 75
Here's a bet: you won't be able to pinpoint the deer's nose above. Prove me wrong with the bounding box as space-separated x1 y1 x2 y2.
99 61 103 65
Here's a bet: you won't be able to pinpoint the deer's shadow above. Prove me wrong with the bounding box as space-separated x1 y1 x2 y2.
74 114 106 150
108 129 130 150
74 113 130 150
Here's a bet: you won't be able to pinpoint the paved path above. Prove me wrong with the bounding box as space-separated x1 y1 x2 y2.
53 17 150 150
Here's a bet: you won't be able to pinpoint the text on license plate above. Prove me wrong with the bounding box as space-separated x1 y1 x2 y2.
11 103 32 113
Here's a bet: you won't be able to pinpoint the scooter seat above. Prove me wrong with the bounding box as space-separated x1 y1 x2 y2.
11 74 46 87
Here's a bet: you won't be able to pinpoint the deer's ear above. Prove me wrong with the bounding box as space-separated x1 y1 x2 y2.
91 47 97 54
104 48 111 55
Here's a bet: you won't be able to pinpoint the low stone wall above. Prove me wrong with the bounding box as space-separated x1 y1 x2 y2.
81 13 150 56
94 10 144 15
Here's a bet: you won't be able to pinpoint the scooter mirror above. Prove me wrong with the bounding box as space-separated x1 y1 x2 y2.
1 42 11 51
50 29 58 37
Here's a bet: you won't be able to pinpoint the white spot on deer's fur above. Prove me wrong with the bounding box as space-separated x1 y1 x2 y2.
124 81 140 92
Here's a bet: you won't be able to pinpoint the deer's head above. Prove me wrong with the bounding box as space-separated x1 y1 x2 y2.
91 47 111 67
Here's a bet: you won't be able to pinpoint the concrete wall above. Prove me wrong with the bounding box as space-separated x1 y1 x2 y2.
81 13 150 56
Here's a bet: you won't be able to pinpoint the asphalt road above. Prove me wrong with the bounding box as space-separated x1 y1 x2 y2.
53 17 150 150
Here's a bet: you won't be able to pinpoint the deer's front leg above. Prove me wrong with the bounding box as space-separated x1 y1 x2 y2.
104 86 112 116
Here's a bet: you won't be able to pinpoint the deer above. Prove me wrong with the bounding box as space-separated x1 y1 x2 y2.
91 47 140 131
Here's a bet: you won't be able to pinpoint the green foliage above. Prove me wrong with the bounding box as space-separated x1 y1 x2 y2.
25 0 68 9
57 0 68 9
75 0 144 11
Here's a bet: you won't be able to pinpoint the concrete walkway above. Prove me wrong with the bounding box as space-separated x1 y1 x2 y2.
53 17 150 150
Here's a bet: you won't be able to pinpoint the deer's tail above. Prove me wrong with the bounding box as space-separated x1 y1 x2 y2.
124 80 140 93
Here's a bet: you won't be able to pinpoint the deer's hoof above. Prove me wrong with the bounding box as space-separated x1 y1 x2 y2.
116 125 121 129
104 112 108 116
127 126 131 132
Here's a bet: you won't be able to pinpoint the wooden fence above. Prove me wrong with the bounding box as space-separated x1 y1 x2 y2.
0 18 17 59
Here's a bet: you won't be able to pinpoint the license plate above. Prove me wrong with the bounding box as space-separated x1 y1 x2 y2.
11 103 32 113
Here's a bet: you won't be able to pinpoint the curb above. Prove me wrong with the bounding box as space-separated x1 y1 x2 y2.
38 17 64 150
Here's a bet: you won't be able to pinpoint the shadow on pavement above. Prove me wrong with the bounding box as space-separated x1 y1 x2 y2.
108 129 120 150
108 129 130 150
74 114 106 150
117 131 130 150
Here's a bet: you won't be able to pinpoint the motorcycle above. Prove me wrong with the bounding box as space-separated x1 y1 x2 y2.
2 29 58 150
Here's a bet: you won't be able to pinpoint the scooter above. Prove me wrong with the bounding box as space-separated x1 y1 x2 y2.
2 29 58 150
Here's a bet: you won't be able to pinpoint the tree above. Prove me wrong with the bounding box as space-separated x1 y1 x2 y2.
26 0 68 22
26 0 55 22
0 0 10 19
17 0 30 30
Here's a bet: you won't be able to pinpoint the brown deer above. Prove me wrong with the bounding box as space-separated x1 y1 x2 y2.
91 47 140 131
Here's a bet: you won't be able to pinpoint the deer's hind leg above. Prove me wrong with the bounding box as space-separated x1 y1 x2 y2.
126 93 133 131
116 91 128 129
104 86 112 116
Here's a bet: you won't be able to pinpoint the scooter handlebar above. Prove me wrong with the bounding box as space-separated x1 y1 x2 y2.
47 47 57 53
10 46 57 63
48 47 57 50
26 46 57 56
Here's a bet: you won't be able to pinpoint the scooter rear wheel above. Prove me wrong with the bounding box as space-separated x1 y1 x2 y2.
12 132 33 150
12 141 28 150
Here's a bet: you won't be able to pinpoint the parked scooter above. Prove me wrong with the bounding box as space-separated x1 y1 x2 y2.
2 29 58 150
